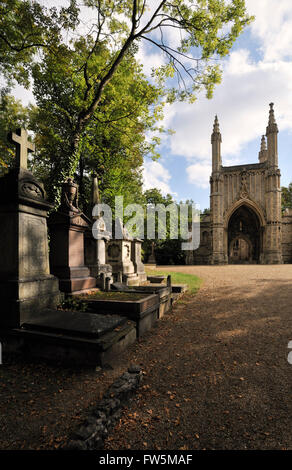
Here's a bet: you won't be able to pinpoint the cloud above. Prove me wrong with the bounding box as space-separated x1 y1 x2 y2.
160 49 292 163
136 41 166 77
136 0 292 195
187 163 212 189
246 0 292 62
143 160 175 196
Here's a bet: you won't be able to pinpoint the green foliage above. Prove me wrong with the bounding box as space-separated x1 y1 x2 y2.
29 43 165 208
282 183 292 212
0 1 252 209
142 188 195 265
0 93 30 174
0 0 79 88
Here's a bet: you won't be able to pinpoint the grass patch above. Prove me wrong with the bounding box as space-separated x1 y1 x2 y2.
146 269 202 294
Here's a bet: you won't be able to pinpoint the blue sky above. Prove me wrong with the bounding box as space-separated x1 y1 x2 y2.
141 0 292 210
12 1 292 211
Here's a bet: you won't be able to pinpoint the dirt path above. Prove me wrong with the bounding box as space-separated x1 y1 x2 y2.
1 265 292 450
104 265 292 450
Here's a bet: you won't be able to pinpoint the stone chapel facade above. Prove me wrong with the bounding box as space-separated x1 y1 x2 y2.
187 103 292 265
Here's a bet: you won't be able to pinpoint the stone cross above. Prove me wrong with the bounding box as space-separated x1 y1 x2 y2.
8 128 35 170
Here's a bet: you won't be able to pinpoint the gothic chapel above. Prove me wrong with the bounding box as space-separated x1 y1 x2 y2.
187 104 292 265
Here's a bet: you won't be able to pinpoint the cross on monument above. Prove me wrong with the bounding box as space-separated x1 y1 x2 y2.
8 128 35 170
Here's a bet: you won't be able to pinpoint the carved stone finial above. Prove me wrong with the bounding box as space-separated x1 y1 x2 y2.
266 102 278 134
213 115 220 133
258 135 268 163
260 135 267 151
211 115 222 145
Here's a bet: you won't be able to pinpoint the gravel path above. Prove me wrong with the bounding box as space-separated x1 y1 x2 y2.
104 265 292 450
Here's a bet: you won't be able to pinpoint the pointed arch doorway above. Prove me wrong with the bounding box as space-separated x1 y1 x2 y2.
227 204 262 264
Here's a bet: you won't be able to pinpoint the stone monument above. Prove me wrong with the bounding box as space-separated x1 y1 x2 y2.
0 128 61 327
147 241 157 265
131 239 147 283
84 172 113 288
106 218 139 285
48 178 96 293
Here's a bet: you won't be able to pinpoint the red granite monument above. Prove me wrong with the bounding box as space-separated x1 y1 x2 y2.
48 178 96 293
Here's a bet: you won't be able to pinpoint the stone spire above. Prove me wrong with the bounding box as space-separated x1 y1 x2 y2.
258 135 267 163
266 102 278 134
211 115 222 171
266 102 279 167
212 115 220 136
261 134 267 151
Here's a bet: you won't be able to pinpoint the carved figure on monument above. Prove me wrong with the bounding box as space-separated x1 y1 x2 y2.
60 177 81 214
84 171 113 287
239 171 249 199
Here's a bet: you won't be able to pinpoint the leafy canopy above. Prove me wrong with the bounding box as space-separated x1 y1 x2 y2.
0 1 253 205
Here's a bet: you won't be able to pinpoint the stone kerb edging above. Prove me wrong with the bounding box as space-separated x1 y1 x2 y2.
65 364 143 450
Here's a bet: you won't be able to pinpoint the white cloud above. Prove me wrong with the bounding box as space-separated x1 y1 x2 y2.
137 0 292 194
143 160 175 196
246 0 292 62
136 41 166 77
161 49 292 164
187 163 212 189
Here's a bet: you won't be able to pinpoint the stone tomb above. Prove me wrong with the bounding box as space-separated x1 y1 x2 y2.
48 178 96 293
106 219 138 285
0 129 61 327
8 310 136 366
0 129 137 365
78 292 160 337
106 219 148 285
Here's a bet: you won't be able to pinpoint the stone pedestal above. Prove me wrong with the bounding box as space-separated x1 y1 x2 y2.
48 179 96 293
106 239 138 285
49 212 96 293
84 230 112 288
0 168 62 327
131 239 147 283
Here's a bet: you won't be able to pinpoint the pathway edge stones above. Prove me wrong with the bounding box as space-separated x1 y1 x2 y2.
65 364 143 450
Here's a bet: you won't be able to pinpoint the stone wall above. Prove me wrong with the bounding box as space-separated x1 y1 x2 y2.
186 215 212 265
282 209 292 263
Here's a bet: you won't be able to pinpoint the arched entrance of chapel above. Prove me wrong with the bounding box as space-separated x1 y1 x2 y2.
224 200 265 264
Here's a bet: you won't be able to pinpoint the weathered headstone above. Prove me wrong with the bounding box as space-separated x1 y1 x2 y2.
147 241 156 265
84 173 113 288
131 239 147 283
106 218 139 285
0 128 61 327
48 178 96 293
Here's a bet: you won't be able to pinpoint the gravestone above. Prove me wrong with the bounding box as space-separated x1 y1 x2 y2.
0 128 61 327
48 178 96 293
106 218 139 285
147 241 157 265
131 239 147 283
84 173 113 288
